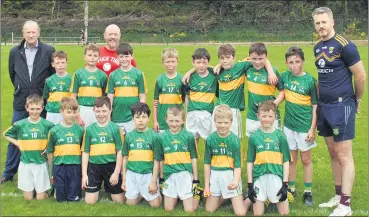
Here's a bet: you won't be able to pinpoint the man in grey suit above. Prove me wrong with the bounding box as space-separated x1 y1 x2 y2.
1 20 55 184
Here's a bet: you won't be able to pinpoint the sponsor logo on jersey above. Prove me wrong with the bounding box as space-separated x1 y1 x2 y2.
315 48 320 53
66 132 74 137
30 128 39 132
122 76 130 80
212 149 218 153
322 46 327 49
318 59 325 68
171 139 180 144
130 143 134 148
291 81 299 85
136 138 145 142
164 146 170 151
254 72 261 76
57 138 65 143
103 63 111 72
219 142 227 147
257 145 264 149
264 138 273 143
329 47 334 53
182 144 188 150
318 69 334 74
88 76 96 80
116 81 121 85
168 83 176 87
199 82 207 86
58 81 66 85
81 81 86 85
22 134 29 137
98 132 107 136
91 138 97 142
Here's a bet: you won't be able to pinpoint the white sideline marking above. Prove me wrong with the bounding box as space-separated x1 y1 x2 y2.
1 192 23 197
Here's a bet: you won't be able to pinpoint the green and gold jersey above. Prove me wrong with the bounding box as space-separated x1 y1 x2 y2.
247 129 291 181
107 67 148 123
43 73 72 113
246 67 283 120
217 61 252 111
46 123 84 165
154 73 186 130
70 68 107 106
282 71 318 133
122 128 160 174
186 69 218 113
204 131 241 171
82 121 124 164
3 118 54 164
156 128 197 180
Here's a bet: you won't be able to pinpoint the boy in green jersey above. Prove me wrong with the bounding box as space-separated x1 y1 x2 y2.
107 43 147 135
246 100 290 216
46 97 84 202
121 102 162 207
3 94 54 200
185 48 218 152
281 47 318 206
43 51 72 125
203 104 246 216
81 97 124 204
156 106 201 212
245 43 285 137
153 48 186 133
71 44 107 127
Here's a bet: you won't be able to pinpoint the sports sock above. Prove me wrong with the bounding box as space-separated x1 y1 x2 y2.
304 182 312 193
288 181 295 192
340 195 351 207
335 185 342 196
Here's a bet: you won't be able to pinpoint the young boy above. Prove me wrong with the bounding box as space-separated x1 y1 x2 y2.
121 102 162 207
203 104 246 216
43 51 72 125
81 96 124 204
245 43 284 137
185 48 218 151
107 43 147 135
3 94 54 200
71 44 108 127
156 106 201 212
46 97 84 202
281 47 318 206
246 100 290 216
153 48 186 133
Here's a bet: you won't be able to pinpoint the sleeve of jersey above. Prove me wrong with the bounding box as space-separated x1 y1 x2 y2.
107 76 114 94
101 73 108 96
280 133 291 163
247 136 256 163
47 121 55 130
342 43 361 67
153 80 160 100
42 80 50 99
154 136 164 161
275 70 284 90
203 138 212 165
81 129 91 152
138 72 148 94
188 134 198 159
46 131 55 153
114 126 124 152
242 61 253 73
70 71 80 94
233 139 241 168
121 134 129 156
310 78 318 105
3 123 18 139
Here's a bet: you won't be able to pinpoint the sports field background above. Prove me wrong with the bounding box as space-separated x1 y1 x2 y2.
1 44 368 216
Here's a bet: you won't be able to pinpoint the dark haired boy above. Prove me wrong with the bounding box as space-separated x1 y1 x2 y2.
121 102 162 207
107 43 147 135
81 96 125 204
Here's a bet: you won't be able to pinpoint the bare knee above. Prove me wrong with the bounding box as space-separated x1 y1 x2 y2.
85 197 98 204
149 197 162 208
301 155 312 166
279 208 289 215
24 195 34 201
234 210 246 216
165 205 174 212
205 205 217 213
126 199 138 205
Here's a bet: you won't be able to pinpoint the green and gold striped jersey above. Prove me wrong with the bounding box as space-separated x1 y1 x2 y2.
217 61 252 111
46 123 84 165
43 73 72 113
154 73 186 130
3 118 54 164
204 131 241 171
122 128 160 174
186 69 218 113
156 128 197 180
107 67 148 123
70 68 107 106
246 66 283 120
247 129 291 181
82 121 124 164
281 71 318 133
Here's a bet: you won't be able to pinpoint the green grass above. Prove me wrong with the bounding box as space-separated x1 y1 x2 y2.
1 44 368 216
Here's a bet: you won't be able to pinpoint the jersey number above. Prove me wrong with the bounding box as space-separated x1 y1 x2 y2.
31 132 37 138
220 148 226 154
137 142 143 149
90 80 93 86
100 136 106 143
290 84 297 91
168 87 174 93
67 137 73 143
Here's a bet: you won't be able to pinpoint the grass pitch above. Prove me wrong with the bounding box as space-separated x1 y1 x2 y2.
1 44 368 216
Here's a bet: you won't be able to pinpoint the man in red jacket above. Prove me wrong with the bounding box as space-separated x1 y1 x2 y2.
97 24 137 76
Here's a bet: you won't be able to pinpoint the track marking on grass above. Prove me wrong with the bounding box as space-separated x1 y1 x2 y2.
1 192 22 197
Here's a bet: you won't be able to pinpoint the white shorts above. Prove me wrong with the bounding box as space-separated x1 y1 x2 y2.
246 119 279 137
162 171 193 200
210 170 242 199
18 162 51 193
79 105 96 127
254 174 284 203
284 126 317 152
212 107 242 138
125 170 160 201
46 112 63 125
117 120 135 135
186 110 212 139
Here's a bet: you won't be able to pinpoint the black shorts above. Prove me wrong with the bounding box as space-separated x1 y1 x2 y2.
53 164 82 202
86 162 123 194
317 102 356 142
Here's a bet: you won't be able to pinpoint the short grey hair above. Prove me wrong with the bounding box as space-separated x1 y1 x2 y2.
22 20 40 32
312 7 334 20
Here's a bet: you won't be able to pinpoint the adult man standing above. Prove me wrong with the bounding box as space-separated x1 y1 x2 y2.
312 7 366 216
1 20 55 183
96 24 136 76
